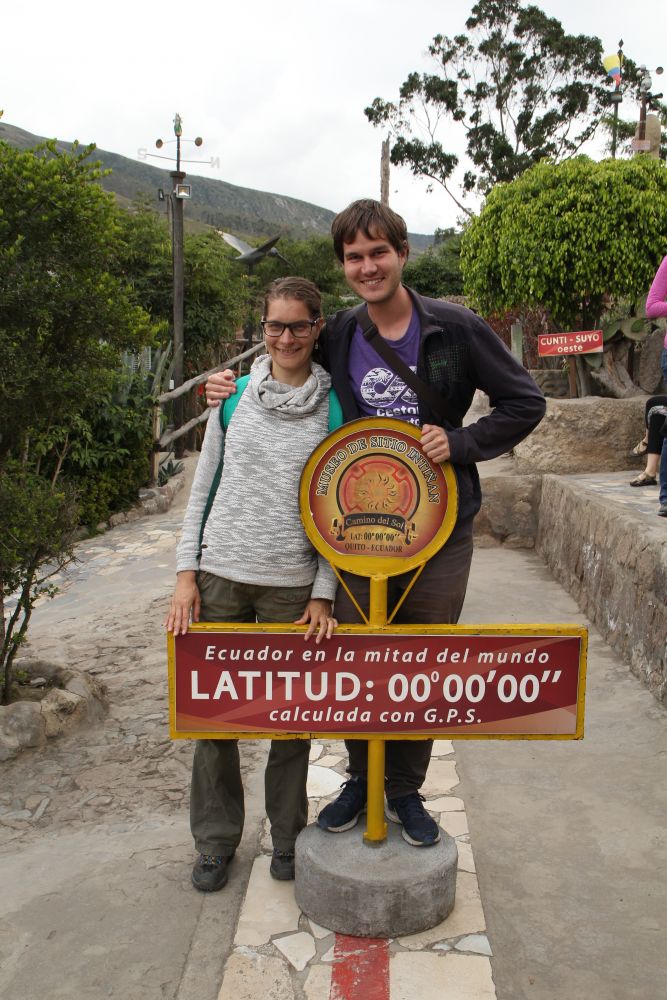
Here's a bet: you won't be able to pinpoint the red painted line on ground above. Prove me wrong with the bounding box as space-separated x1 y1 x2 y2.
329 933 390 1000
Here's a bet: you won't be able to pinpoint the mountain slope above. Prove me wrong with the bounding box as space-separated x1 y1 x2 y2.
0 121 433 249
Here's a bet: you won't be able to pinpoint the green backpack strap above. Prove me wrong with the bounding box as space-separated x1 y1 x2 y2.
221 374 251 431
327 388 343 431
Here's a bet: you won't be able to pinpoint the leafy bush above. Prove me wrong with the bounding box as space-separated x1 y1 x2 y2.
60 371 154 527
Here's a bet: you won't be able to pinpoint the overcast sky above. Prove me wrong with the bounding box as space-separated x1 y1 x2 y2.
3 0 666 234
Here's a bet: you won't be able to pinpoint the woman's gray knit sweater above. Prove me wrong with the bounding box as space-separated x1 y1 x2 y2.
176 356 337 603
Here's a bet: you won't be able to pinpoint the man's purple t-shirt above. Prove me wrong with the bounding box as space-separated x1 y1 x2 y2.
348 307 421 425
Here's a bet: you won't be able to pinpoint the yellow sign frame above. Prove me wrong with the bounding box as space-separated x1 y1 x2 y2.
299 417 459 578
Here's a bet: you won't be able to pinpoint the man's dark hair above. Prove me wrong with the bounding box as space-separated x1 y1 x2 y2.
331 199 409 262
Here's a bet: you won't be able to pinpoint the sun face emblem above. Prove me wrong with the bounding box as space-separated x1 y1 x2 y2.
353 472 400 512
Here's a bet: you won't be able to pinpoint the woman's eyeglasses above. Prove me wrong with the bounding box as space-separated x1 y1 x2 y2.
261 319 320 339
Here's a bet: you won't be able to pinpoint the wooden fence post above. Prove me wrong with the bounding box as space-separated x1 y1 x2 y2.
510 322 524 364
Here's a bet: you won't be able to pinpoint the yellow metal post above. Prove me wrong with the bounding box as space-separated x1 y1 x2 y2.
363 575 389 844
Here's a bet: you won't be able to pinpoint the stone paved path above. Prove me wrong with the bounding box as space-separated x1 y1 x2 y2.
1 459 665 1000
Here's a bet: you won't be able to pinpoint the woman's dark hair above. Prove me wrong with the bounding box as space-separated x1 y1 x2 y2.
331 199 409 262
262 276 322 319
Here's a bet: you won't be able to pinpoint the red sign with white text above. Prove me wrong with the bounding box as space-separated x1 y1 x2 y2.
169 627 586 739
538 331 603 356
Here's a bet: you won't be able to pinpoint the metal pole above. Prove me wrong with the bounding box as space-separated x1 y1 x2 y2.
611 99 619 159
611 41 624 160
364 575 389 845
567 357 578 399
171 169 186 458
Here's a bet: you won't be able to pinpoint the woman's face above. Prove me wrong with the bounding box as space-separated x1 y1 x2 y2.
263 296 322 386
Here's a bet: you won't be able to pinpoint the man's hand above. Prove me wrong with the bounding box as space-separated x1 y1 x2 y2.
420 423 450 463
206 369 237 408
295 599 338 644
165 571 201 635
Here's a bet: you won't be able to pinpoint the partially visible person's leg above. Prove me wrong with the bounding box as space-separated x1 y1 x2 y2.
189 574 255 889
255 583 313 877
632 397 667 483
190 739 245 857
323 522 473 843
264 739 310 850
658 435 667 516
383 524 473 844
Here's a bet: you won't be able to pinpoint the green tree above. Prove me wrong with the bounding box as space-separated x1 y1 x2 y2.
403 230 463 298
183 230 252 373
365 0 611 214
114 199 172 328
0 140 154 702
460 156 667 395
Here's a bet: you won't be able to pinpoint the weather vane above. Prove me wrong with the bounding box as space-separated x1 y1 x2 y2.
138 113 219 172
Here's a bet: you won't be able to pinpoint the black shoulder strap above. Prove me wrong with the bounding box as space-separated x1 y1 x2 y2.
354 304 456 426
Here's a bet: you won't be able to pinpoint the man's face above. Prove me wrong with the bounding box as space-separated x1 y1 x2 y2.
341 230 407 306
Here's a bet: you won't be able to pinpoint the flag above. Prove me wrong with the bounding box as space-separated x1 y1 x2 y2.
603 54 622 88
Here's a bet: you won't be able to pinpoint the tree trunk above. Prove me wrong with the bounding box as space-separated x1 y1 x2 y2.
589 343 640 398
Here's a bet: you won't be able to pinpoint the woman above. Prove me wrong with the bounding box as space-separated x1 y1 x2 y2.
166 277 340 890
629 394 667 487
646 254 667 377
645 256 667 515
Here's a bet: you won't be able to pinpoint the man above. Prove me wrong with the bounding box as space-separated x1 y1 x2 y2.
207 199 546 846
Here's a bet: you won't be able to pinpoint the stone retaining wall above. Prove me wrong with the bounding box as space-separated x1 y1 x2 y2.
475 472 667 704
535 478 666 704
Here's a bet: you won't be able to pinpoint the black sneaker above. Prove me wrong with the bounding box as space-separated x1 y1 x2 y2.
191 853 233 892
317 778 367 832
270 849 295 881
386 793 440 846
658 504 667 517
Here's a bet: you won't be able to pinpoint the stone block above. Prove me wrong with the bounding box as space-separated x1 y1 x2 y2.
474 475 542 547
295 821 458 938
390 952 495 1000
40 688 86 738
514 396 647 474
217 950 295 1000
0 701 46 760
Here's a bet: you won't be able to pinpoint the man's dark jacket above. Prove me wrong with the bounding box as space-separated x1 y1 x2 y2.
319 287 546 523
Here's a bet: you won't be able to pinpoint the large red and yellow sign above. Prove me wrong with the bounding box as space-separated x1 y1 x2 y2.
168 624 587 740
168 418 588 746
300 418 458 576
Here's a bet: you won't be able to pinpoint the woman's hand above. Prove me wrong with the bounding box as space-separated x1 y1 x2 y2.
206 369 237 407
420 423 450 463
295 599 338 644
165 571 201 635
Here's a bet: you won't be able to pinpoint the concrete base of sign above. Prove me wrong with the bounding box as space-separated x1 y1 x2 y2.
294 821 458 938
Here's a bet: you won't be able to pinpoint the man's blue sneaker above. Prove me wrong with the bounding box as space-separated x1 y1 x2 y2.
317 777 367 832
386 792 440 846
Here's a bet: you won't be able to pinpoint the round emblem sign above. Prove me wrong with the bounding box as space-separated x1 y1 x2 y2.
300 418 458 577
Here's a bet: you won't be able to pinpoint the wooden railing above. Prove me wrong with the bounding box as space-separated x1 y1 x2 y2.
150 342 265 485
